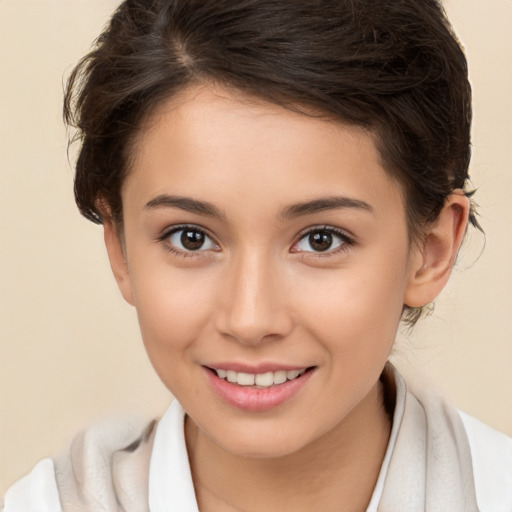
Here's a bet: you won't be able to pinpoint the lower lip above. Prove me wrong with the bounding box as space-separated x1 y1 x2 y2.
204 368 314 412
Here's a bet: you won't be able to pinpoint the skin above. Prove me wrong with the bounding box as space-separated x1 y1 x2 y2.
104 85 469 512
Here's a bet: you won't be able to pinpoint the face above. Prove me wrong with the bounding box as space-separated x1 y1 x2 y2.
111 85 421 458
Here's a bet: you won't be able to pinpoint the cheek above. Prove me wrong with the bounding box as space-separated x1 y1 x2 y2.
128 260 218 378
293 252 409 358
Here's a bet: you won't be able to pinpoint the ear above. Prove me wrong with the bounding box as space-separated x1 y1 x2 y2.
103 218 135 306
404 190 469 308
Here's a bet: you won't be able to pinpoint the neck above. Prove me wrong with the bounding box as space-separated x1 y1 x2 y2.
186 379 392 512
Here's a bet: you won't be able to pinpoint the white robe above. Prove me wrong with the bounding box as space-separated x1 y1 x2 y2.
3 366 512 511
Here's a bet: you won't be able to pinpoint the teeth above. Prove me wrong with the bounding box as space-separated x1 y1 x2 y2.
255 371 274 387
273 370 287 384
237 372 255 386
214 368 307 387
286 369 301 380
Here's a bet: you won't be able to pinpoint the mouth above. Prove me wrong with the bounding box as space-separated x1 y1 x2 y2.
203 364 317 412
204 365 316 411
203 361 317 411
207 367 312 388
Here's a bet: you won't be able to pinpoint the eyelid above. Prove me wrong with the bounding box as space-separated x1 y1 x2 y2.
157 224 220 253
291 225 355 254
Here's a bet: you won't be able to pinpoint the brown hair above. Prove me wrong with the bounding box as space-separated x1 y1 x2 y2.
64 0 479 323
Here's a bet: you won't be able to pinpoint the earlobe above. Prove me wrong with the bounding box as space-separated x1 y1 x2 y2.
404 191 469 308
103 218 135 306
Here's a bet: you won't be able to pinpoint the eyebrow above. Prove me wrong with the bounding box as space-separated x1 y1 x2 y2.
144 194 373 220
281 196 373 219
145 195 226 219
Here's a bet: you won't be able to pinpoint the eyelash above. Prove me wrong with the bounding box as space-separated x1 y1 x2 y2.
157 224 219 258
292 226 355 256
157 224 355 258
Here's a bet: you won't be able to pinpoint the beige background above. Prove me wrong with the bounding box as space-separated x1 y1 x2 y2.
0 0 511 494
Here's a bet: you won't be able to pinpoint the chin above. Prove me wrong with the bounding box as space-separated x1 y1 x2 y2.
207 421 317 459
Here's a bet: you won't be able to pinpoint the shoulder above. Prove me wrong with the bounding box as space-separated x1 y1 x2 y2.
458 410 512 512
1 416 156 512
387 365 512 511
2 458 61 512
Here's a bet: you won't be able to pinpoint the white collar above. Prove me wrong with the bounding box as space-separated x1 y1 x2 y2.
148 400 199 512
366 366 405 511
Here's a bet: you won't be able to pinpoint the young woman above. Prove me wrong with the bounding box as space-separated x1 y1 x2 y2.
3 0 511 511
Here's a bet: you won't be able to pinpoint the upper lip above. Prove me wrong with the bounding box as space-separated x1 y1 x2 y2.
204 362 313 374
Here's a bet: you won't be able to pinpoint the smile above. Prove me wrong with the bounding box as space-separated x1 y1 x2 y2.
204 365 315 412
213 368 307 387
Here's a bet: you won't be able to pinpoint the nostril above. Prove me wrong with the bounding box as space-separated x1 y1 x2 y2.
214 304 294 346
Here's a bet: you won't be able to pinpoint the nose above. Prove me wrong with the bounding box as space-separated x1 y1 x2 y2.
214 249 294 346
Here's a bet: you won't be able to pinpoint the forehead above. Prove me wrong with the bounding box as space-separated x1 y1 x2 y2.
125 85 405 219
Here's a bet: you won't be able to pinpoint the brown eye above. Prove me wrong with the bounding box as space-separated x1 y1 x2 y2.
308 231 333 252
293 227 348 254
167 227 218 252
181 229 206 250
